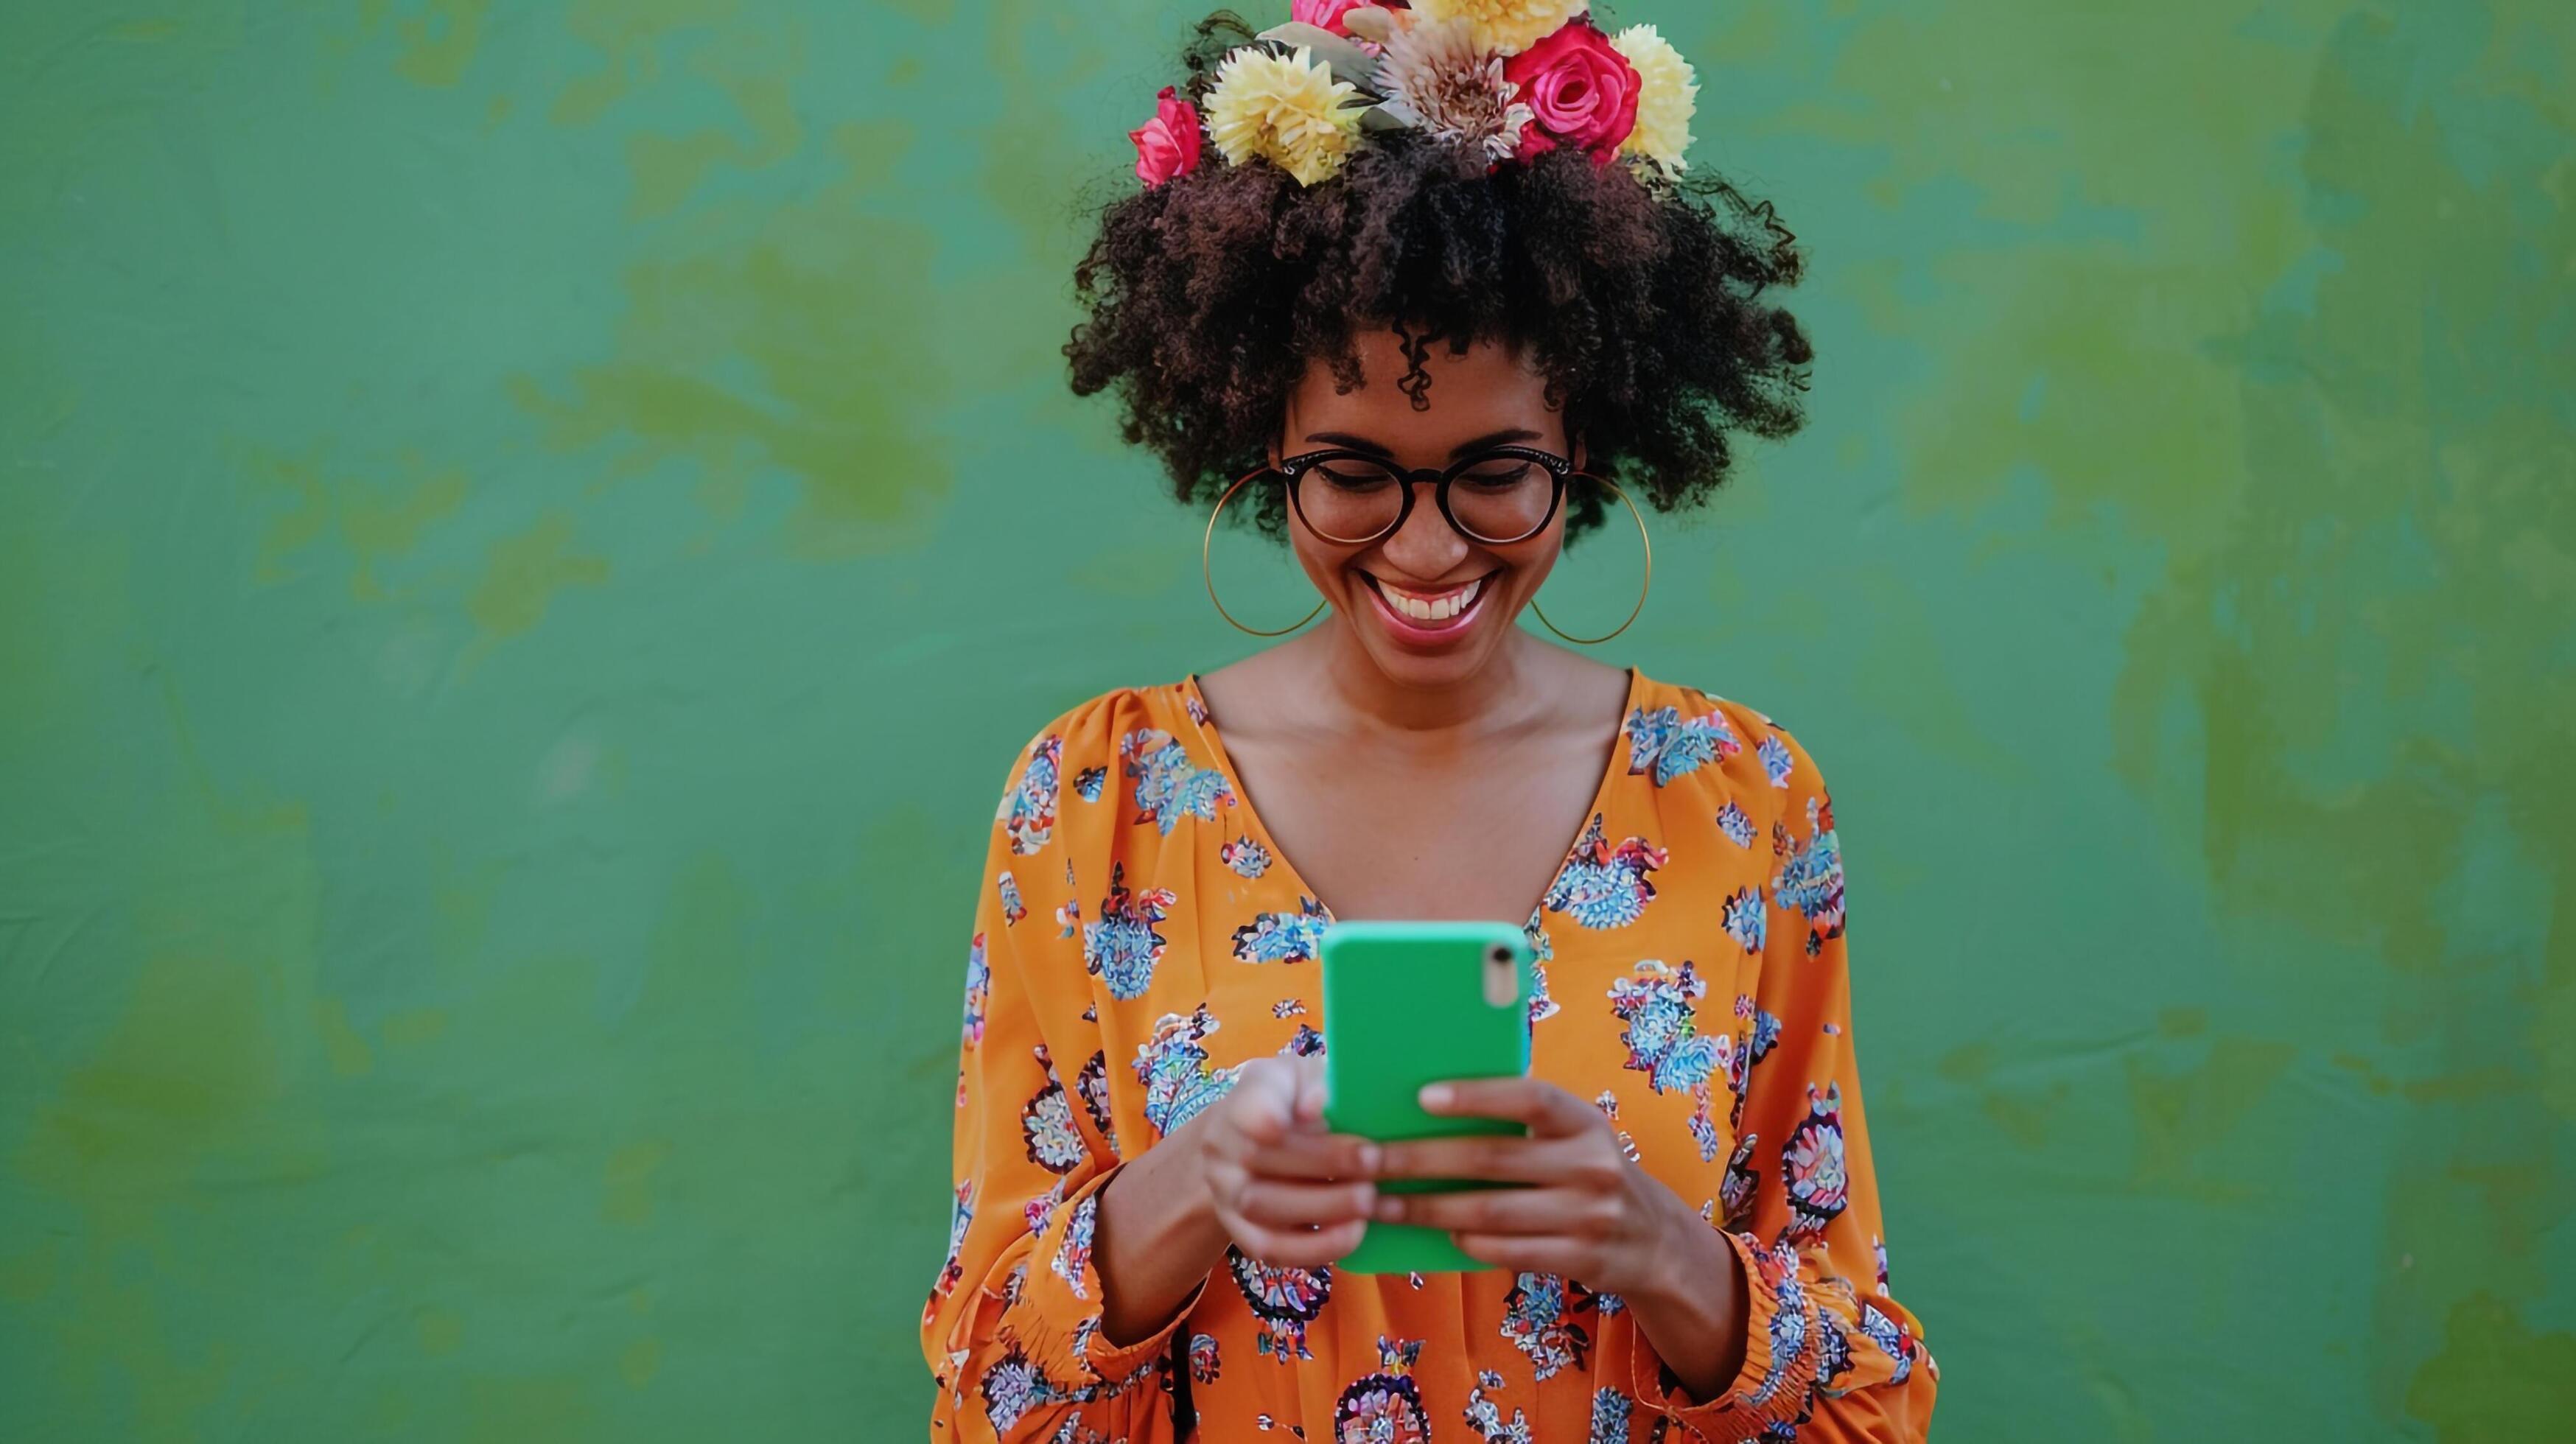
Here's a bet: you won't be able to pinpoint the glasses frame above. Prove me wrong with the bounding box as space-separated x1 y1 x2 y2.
1270 445 1585 547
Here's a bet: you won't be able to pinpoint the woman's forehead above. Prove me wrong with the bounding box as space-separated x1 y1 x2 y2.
1287 332 1561 446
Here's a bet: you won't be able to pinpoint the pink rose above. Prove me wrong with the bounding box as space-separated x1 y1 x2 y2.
1129 85 1203 188
1502 20 1641 166
1292 0 1371 33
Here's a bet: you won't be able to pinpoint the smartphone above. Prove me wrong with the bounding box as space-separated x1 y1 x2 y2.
1319 919 1534 1275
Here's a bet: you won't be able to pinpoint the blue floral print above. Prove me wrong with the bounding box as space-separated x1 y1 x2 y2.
1544 814 1667 930
1625 703 1744 785
1231 895 1330 964
1228 1247 1331 1361
1500 1271 1598 1380
1717 799 1757 847
1001 735 1063 855
1049 1193 1098 1301
1587 1387 1634 1444
1743 1242 1813 1410
928 1177 973 1323
1220 835 1273 878
1524 908 1561 1023
1723 883 1767 952
1782 1082 1850 1242
1774 793 1847 956
1021 1057 1086 1175
1074 1051 1116 1152
1331 1336 1428 1443
1081 863 1176 999
960 932 991 1052
977 1346 1057 1436
1464 1369 1530 1443
1120 729 1234 835
1859 1302 1919 1386
1609 959 1728 1162
1757 732 1795 788
1816 1310 1855 1395
1132 1004 1239 1137
1189 1332 1221 1384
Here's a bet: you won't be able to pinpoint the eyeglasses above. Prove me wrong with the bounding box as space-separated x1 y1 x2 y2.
1267 446 1581 547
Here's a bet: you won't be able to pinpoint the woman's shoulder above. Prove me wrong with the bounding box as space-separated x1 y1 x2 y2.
1627 669 1832 799
985 678 1229 880
987 679 1203 821
1001 679 1200 763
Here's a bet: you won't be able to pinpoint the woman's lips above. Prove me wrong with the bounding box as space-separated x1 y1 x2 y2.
1362 572 1490 638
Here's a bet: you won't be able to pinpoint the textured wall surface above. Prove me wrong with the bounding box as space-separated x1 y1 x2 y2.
3 1 2571 1439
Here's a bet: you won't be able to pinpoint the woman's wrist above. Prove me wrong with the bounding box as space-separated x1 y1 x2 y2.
1093 1121 1232 1345
1623 1190 1750 1403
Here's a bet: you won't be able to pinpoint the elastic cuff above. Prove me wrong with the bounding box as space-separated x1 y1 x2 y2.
1007 1166 1202 1389
1629 1231 1820 1443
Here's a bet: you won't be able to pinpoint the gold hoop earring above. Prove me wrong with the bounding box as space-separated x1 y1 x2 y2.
1204 466 1326 637
1530 476 1651 645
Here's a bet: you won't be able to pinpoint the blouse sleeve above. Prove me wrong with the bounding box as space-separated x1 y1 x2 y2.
921 716 1197 1443
1630 723 1939 1443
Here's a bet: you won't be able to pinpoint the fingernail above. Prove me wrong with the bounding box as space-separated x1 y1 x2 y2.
1357 1143 1381 1175
1375 1196 1404 1222
1418 1084 1453 1110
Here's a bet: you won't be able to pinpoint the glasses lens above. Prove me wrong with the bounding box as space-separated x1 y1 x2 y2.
1447 455 1558 542
1293 456 1407 542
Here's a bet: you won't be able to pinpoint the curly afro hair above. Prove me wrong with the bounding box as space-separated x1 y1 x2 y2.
1064 13 1813 539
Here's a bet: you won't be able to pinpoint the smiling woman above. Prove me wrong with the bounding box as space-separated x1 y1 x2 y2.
1066 27 1812 547
1257 334 1625 678
922 5 1935 1443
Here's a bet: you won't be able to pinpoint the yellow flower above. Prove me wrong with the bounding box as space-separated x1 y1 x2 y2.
1611 23 1698 172
1204 44 1368 187
1410 0 1590 57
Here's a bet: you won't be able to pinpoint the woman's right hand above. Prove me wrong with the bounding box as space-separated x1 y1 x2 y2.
1186 1054 1380 1269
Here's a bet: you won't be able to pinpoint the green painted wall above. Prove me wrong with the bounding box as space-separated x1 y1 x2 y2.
2 1 2569 1439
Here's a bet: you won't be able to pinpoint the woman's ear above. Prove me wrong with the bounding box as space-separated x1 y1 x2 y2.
1570 432 1589 473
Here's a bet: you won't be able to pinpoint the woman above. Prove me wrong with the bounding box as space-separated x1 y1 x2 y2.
923 5 1935 1440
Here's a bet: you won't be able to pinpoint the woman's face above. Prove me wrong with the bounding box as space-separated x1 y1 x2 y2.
1276 329 1578 689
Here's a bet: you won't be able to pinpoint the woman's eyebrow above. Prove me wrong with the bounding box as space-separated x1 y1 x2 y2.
1302 430 1394 455
1446 427 1543 457
1300 427 1544 458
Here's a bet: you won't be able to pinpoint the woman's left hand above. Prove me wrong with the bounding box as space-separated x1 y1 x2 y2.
1368 1076 1715 1299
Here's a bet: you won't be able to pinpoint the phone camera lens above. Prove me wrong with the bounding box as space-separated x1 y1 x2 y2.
1487 944 1512 966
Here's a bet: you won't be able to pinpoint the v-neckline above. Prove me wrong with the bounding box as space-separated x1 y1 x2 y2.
1176 665 1643 926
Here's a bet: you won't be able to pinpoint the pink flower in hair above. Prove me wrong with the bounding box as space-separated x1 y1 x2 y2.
1129 85 1203 188
1502 18 1641 165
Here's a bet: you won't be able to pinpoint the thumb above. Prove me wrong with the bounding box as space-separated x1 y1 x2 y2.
1289 1054 1330 1129
1229 1059 1298 1146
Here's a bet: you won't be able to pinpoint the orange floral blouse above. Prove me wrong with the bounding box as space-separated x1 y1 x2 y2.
923 670 1936 1443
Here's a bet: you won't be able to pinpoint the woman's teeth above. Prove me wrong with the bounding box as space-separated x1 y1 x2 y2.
1380 576 1482 624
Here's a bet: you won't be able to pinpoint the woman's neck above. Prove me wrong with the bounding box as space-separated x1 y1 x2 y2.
1295 622 1556 742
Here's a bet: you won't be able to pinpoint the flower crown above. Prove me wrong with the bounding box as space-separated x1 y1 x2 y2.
1130 1 1699 189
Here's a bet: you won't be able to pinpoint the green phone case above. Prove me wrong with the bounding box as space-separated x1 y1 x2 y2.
1320 919 1534 1275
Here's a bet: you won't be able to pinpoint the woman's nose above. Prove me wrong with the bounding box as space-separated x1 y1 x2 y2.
1377 480 1474 575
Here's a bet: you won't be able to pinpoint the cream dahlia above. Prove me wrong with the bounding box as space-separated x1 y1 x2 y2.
1203 43 1370 186
1409 0 1592 57
1611 24 1698 172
